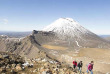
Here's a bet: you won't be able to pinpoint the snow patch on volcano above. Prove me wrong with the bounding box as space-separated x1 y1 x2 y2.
43 18 92 38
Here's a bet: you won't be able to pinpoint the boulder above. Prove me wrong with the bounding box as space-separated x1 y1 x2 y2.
15 64 22 71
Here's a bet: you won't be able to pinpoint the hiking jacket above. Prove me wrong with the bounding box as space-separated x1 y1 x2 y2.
88 63 93 71
73 61 77 66
78 62 83 68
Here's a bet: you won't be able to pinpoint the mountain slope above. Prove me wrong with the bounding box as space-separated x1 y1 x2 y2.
43 18 110 49
104 36 110 42
0 18 110 59
0 18 110 73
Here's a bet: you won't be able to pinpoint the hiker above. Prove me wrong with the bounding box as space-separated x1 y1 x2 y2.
87 61 94 74
77 61 83 74
73 60 77 70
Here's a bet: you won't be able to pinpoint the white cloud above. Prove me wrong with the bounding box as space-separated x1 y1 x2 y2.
3 19 9 24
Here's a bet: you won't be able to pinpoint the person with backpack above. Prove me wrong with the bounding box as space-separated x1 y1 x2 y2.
77 61 83 74
73 60 77 70
87 61 94 74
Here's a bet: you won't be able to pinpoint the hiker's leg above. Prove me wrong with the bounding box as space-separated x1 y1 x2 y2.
90 70 93 74
75 66 78 73
74 65 76 70
74 65 76 69
79 68 82 74
73 65 74 69
73 65 75 69
78 67 81 74
86 69 89 74
73 65 75 71
78 67 80 72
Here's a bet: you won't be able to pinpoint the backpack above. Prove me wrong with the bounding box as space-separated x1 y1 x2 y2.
78 62 82 67
88 63 93 71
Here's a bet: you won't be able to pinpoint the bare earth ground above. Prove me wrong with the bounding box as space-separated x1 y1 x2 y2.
42 45 67 50
42 44 110 73
67 48 110 73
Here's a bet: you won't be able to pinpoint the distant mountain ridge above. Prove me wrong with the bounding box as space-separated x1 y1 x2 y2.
99 35 110 38
99 35 110 42
0 31 32 38
104 36 110 42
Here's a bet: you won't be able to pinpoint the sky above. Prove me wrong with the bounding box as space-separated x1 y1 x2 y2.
0 0 110 35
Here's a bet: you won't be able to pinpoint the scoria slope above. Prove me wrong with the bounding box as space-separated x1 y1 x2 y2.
43 18 110 49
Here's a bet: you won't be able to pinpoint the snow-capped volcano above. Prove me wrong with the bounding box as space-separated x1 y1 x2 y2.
43 18 94 38
43 18 110 48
